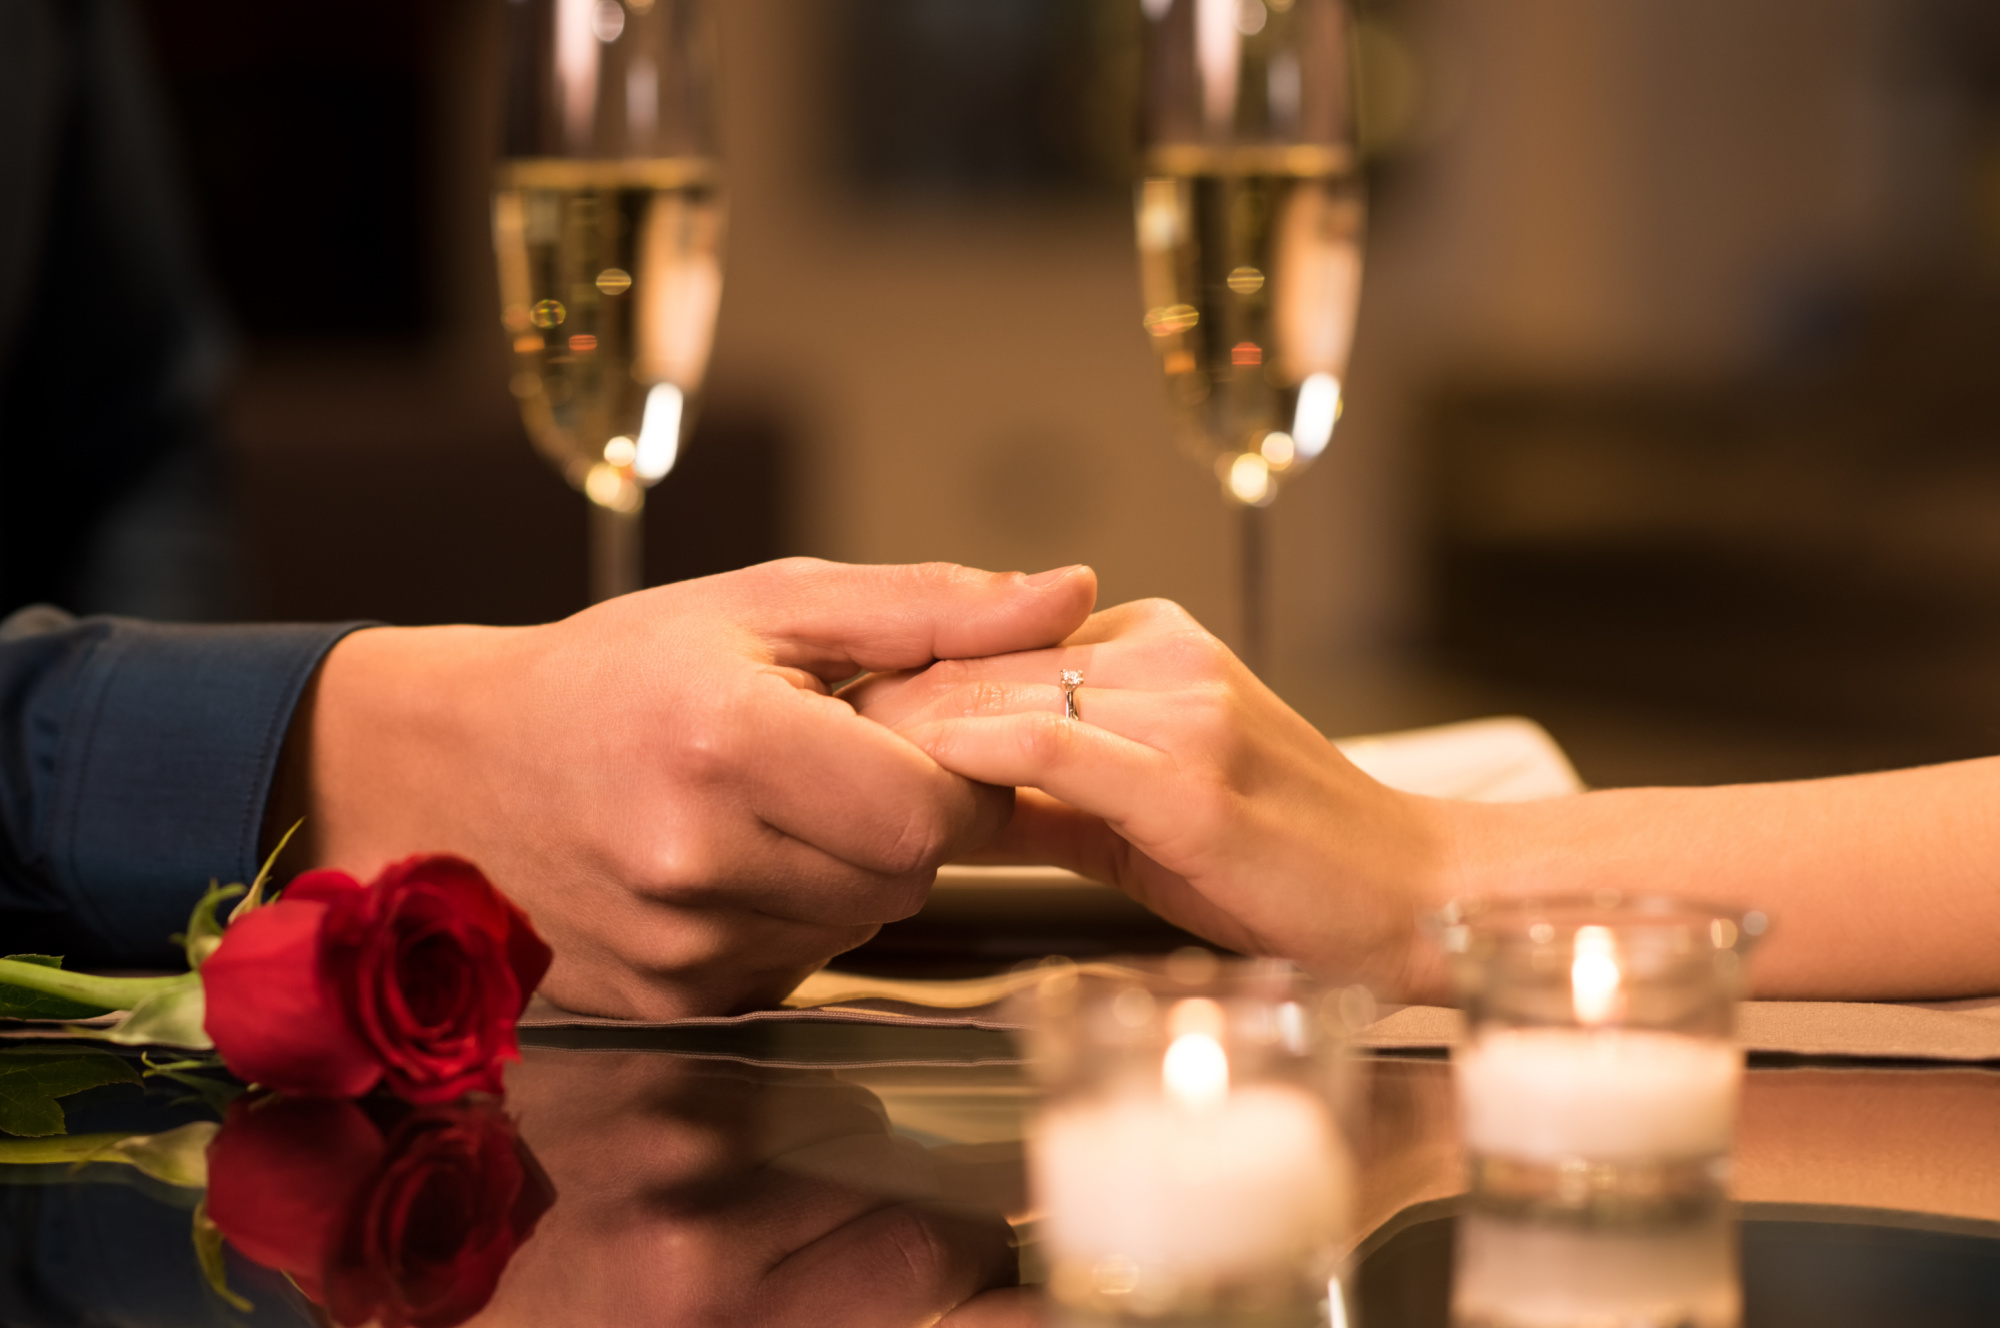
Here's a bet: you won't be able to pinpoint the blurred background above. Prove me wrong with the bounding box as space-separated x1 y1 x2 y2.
12 0 2000 789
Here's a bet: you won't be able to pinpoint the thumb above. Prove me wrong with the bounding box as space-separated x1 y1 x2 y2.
738 559 1097 682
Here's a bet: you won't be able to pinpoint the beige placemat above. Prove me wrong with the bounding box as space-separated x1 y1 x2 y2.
524 974 2000 1064
518 965 1146 1034
1355 999 2000 1062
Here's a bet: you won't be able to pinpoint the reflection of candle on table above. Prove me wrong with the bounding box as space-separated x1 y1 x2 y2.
1453 1210 1740 1327
1034 1002 1346 1296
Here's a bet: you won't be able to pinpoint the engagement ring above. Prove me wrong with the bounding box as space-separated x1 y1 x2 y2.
1060 669 1083 722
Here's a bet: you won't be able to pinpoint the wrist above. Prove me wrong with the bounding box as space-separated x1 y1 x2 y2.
295 624 526 876
1384 792 1486 1004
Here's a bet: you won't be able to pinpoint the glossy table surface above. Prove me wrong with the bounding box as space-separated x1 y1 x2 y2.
6 1013 2000 1328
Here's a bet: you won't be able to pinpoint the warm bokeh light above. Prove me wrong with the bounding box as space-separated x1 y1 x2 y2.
1144 304 1200 337
633 382 684 481
595 267 633 295
590 0 625 44
1227 451 1273 505
1291 371 1340 461
1571 925 1623 1026
1261 430 1297 468
584 461 640 512
1228 265 1266 294
1196 0 1243 129
1163 1032 1230 1109
603 435 638 467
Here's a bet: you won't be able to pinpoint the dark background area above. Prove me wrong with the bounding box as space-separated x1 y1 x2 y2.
63 0 2000 786
133 0 788 627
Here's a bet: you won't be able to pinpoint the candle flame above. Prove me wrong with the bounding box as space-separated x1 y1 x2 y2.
1571 925 1623 1025
1163 1032 1230 1109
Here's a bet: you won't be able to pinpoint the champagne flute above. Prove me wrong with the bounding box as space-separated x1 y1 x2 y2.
1135 0 1364 673
494 0 725 603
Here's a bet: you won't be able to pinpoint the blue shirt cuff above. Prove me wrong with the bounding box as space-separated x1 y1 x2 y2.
50 619 367 960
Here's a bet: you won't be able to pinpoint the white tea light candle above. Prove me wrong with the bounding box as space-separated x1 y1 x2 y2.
1035 1081 1344 1287
1457 1027 1740 1163
1021 965 1355 1318
1436 894 1762 1214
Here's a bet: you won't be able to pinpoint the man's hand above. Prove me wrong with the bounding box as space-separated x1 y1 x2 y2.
279 559 1096 1017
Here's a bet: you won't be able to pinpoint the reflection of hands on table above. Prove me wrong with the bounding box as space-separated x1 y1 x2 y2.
474 1049 1017 1327
848 598 1444 997
277 559 1097 1018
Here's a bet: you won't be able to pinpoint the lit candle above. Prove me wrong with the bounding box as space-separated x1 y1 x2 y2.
1454 923 1741 1165
1033 999 1347 1297
1456 1026 1741 1163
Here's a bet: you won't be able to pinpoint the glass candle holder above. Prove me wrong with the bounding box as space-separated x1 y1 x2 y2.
1434 895 1766 1220
1018 953 1362 1327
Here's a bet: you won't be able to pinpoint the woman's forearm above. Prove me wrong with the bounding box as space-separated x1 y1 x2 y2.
1431 757 2000 1000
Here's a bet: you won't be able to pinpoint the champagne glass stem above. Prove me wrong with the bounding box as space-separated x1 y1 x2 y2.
1240 503 1268 679
589 500 644 603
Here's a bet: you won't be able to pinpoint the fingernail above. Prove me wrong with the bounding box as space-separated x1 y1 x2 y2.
1026 564 1086 587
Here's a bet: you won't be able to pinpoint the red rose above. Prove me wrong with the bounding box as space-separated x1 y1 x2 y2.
202 855 553 1103
207 1095 555 1328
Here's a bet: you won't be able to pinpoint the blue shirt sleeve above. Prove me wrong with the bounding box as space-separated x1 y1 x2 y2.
0 607 366 964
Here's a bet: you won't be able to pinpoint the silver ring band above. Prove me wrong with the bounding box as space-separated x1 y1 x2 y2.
1060 670 1083 722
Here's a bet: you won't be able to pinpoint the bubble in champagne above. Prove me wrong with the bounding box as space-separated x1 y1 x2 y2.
531 300 566 328
595 268 633 295
1227 266 1266 295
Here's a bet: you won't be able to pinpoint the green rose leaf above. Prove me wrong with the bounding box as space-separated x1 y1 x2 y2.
0 956 119 1021
92 976 211 1051
99 1120 219 1189
193 1198 254 1312
182 882 246 970
229 818 303 925
0 1120 216 1185
0 1047 143 1138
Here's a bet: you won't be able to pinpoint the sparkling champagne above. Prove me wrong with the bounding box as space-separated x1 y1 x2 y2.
1135 145 1364 506
493 158 725 512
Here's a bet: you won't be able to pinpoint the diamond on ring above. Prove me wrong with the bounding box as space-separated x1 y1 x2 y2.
1060 670 1083 722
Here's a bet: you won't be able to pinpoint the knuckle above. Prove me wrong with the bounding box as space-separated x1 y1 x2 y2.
868 1205 953 1288
1133 597 1197 630
876 807 952 878
765 555 832 582
631 837 717 898
1158 624 1232 678
961 678 1016 719
1022 712 1072 765
677 731 734 787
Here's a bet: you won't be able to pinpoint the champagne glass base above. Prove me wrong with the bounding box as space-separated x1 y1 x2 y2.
589 501 644 602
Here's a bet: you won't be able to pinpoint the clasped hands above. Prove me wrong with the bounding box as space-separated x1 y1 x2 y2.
282 558 1443 1019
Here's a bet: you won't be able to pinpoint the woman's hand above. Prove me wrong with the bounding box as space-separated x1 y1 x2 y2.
847 599 1452 998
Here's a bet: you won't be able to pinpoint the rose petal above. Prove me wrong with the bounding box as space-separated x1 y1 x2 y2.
206 1097 385 1281
284 869 369 907
203 896 383 1098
